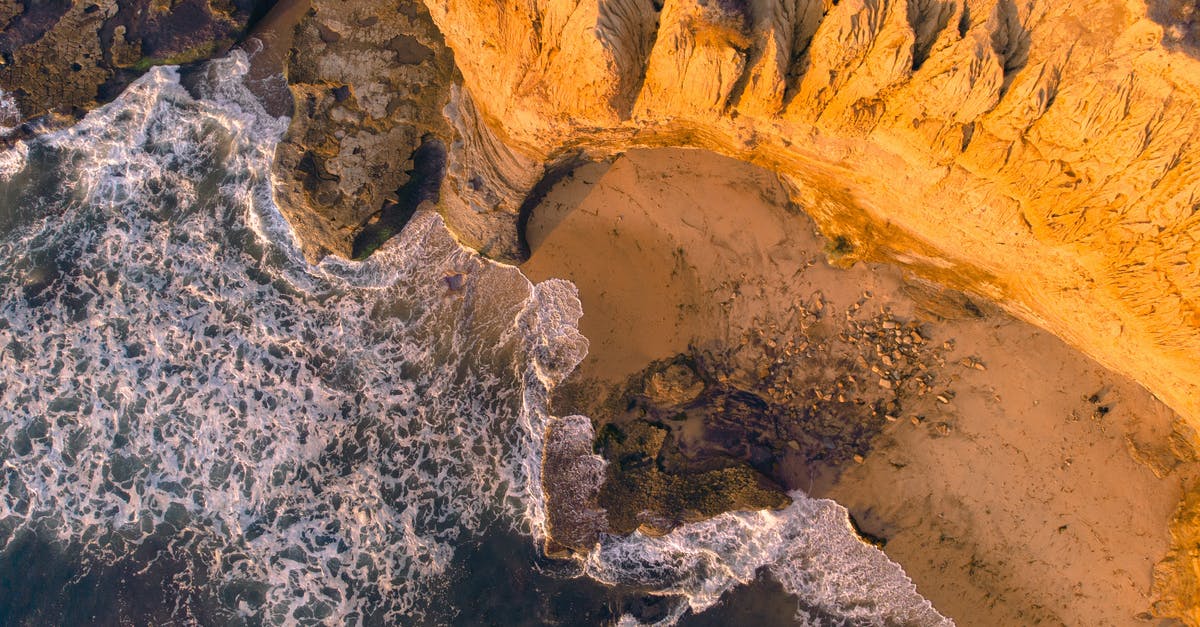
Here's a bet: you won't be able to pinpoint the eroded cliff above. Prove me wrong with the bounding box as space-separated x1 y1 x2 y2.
421 0 1200 435
413 6 1200 618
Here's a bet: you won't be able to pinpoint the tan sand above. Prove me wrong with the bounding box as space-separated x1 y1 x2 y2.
520 147 1200 626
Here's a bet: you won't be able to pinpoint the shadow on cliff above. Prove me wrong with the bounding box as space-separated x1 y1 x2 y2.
516 154 612 260
352 135 447 259
1147 0 1200 57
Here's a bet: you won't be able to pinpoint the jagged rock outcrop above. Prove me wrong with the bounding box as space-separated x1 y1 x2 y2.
421 0 1200 438
1155 480 1200 625
271 0 457 260
0 0 272 128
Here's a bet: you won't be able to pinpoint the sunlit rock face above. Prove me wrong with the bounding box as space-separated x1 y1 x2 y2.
421 0 1200 429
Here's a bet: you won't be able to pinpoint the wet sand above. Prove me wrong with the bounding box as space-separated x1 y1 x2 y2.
238 0 311 117
520 147 1200 625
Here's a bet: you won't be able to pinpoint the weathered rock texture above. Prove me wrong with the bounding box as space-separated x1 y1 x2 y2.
271 0 456 260
0 0 271 128
421 0 1200 439
1155 480 1200 625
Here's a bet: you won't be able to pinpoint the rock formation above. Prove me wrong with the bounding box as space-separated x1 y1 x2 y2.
1155 479 1200 625
421 0 1200 434
270 0 458 260
0 0 273 128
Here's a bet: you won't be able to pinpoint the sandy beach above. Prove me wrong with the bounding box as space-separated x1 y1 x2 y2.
521 147 1200 625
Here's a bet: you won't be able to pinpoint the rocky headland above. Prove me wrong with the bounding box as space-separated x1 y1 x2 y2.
4 0 1199 623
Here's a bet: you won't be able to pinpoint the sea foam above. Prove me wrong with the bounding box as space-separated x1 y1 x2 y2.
0 54 583 623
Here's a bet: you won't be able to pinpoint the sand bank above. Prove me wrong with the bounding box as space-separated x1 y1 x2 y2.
520 147 1200 625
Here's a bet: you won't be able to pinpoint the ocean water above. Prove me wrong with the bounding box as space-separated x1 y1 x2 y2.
0 54 950 626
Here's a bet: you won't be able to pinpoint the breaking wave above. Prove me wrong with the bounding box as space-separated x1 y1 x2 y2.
0 53 949 625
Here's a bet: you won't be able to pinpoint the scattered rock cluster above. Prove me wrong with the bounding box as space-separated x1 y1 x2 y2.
699 293 959 474
554 288 972 540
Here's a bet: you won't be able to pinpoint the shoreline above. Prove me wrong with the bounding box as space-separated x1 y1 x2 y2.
520 147 1200 625
236 0 310 118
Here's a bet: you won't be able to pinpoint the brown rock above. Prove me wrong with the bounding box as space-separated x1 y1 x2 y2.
0 0 271 126
271 0 456 261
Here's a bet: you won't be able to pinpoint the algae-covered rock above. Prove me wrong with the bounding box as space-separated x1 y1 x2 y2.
594 420 789 536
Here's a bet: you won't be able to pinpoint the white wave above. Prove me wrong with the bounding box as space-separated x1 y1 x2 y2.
0 54 581 623
585 494 951 626
0 88 19 133
0 139 25 181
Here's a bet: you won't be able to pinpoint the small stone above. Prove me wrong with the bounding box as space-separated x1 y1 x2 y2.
936 394 950 404
444 273 467 291
878 378 892 389
645 363 705 406
853 454 865 464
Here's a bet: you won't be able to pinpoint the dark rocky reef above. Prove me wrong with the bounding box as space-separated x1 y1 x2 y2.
593 418 789 537
0 0 274 128
548 288 964 548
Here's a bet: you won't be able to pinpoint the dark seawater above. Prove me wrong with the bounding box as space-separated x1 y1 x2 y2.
0 525 824 626
0 55 950 626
